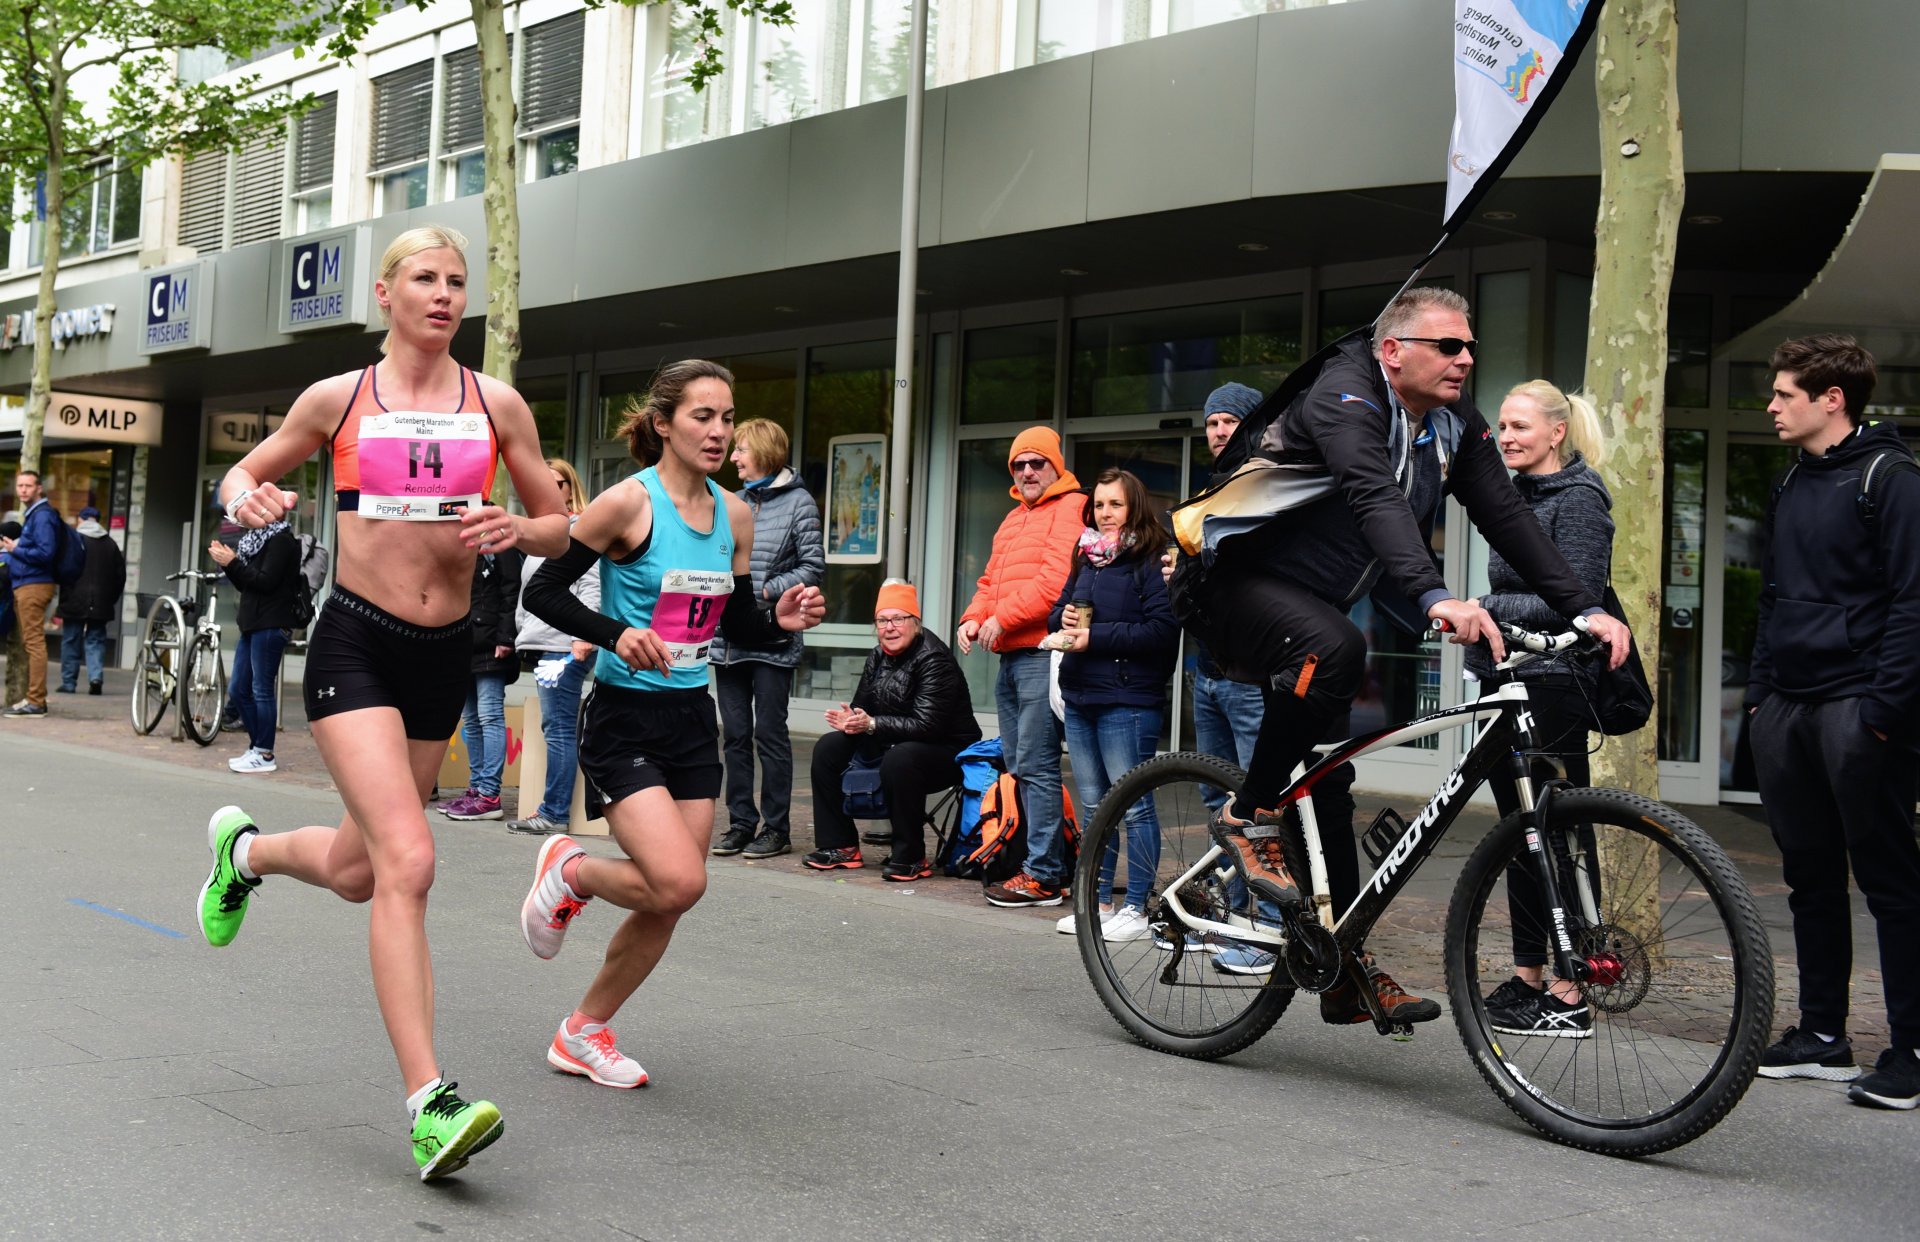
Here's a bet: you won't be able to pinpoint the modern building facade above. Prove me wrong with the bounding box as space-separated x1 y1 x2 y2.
2 0 1915 803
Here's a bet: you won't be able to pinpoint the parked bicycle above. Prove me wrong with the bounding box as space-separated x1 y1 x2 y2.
1075 621 1773 1156
130 569 229 746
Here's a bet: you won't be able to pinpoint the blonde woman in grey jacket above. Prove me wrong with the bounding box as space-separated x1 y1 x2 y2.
711 419 825 859
508 458 600 835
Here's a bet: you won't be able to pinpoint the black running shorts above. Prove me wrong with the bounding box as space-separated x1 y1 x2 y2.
303 585 472 740
577 683 723 813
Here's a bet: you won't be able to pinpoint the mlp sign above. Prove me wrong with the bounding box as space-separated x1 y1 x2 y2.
278 225 372 335
138 261 214 355
47 391 163 447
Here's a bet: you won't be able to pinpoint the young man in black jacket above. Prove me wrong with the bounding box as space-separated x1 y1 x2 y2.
1191 287 1631 1025
1746 333 1920 1110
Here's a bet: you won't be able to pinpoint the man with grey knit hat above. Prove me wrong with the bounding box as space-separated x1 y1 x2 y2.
1190 382 1266 798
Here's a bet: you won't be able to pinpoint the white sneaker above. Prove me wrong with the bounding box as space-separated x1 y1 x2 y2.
1102 906 1153 942
1056 906 1117 935
228 748 277 773
547 1020 648 1088
521 834 589 959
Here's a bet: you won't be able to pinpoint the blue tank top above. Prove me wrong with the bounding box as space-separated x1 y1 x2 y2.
597 467 735 692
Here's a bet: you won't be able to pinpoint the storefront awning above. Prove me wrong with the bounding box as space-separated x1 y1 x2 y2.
1721 153 1920 367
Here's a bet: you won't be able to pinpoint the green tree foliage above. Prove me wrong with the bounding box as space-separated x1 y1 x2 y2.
0 0 339 471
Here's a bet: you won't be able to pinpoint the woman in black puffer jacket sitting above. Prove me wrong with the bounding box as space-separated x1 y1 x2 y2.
803 580 982 881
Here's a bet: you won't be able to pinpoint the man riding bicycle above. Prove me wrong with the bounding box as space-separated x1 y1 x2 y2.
1174 287 1631 1026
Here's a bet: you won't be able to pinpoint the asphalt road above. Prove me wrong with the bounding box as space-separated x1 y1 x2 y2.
3 728 1912 1241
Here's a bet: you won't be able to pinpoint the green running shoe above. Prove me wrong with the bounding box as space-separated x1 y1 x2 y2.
198 805 261 947
411 1081 504 1181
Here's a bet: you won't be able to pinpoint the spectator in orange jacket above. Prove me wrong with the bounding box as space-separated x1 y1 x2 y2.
957 426 1083 908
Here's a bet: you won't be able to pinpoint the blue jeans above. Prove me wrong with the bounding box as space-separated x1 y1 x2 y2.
1191 668 1264 811
59 620 110 690
460 673 508 798
995 648 1066 886
230 627 290 753
1064 702 1163 911
534 655 590 821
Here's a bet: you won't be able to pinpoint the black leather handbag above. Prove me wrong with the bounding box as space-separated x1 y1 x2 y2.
1591 585 1654 735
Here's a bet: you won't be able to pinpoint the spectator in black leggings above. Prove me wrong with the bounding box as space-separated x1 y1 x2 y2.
1467 379 1614 1040
803 581 983 881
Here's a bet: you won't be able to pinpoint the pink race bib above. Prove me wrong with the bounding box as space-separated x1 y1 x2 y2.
355 411 494 520
652 568 733 668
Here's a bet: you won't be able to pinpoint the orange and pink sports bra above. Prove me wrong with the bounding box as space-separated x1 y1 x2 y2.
332 365 499 520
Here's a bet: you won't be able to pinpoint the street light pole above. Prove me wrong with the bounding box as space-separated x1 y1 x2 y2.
885 0 929 582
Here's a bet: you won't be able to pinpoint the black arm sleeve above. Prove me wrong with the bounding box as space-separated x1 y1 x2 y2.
525 537 626 652
718 573 783 647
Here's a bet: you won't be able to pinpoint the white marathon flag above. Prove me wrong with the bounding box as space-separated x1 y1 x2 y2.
1445 1 1603 229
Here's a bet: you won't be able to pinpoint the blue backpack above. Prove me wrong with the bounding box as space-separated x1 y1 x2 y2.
52 512 86 586
938 739 1007 876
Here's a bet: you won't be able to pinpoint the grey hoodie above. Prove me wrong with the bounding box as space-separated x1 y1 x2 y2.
1466 451 1614 681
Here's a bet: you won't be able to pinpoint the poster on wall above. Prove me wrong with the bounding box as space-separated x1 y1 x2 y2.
825 433 885 565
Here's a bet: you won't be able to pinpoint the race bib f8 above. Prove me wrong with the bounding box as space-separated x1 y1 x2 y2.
653 568 733 667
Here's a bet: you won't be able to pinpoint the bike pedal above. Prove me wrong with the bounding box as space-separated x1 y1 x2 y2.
1387 1023 1414 1042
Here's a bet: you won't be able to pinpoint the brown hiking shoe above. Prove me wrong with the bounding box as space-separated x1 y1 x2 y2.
1210 803 1300 908
1320 956 1443 1025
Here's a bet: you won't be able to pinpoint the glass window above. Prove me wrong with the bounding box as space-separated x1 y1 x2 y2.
380 165 428 212
1071 296 1302 420
520 373 571 464
1318 281 1402 348
110 160 143 245
1666 292 1712 408
534 127 580 180
1718 436 1786 789
1472 270 1530 408
1660 428 1706 764
749 0 837 129
1035 0 1149 63
804 340 897 624
452 152 486 200
1726 362 1770 413
962 323 1055 426
1552 272 1590 393
1171 0 1285 32
649 4 735 151
950 436 1013 712
521 13 586 135
862 0 941 102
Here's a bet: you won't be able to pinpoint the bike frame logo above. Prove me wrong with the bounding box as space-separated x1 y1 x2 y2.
289 239 347 325
1371 766 1468 896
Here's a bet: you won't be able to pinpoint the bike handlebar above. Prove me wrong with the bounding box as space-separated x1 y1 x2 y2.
166 570 225 583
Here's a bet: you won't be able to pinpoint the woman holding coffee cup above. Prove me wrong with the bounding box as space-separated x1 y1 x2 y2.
1046 468 1179 942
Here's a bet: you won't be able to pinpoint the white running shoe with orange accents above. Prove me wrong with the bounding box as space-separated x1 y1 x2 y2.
521 834 589 960
548 1021 648 1088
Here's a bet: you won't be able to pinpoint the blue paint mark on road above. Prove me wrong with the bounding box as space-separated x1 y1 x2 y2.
69 898 189 940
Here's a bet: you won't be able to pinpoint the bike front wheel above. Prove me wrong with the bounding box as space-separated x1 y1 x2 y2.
130 596 185 736
1077 751 1295 1059
179 630 226 747
1444 787 1773 1155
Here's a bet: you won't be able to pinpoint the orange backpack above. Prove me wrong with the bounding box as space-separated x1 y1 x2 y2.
961 772 1079 886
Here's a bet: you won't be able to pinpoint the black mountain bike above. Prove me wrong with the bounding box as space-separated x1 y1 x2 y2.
1075 623 1773 1156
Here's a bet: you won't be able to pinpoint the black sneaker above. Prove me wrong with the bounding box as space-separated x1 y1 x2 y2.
803 846 864 871
882 857 932 883
1483 975 1536 1016
1758 1026 1859 1081
1490 987 1592 1039
1848 1048 1920 1110
711 825 756 856
742 829 791 859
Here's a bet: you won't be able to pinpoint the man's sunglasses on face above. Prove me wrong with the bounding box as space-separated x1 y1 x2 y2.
1010 457 1050 474
1396 336 1478 357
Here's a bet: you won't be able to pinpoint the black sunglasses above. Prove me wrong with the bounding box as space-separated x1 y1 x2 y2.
1396 336 1478 357
1010 457 1050 474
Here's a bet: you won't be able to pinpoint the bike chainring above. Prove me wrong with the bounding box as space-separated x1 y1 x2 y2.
1281 912 1342 993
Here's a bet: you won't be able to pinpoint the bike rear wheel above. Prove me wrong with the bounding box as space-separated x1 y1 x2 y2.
179 630 226 747
130 596 185 736
1077 751 1295 1059
1445 787 1773 1155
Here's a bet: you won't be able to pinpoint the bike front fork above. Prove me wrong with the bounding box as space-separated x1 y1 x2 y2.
1506 754 1601 990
